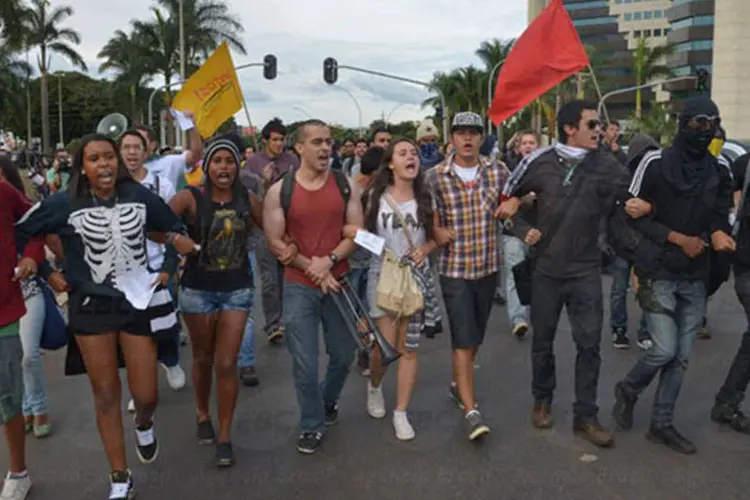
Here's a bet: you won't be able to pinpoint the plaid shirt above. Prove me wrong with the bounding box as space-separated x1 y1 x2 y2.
426 154 510 280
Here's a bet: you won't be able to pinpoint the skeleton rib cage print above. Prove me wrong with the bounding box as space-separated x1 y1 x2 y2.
67 202 149 285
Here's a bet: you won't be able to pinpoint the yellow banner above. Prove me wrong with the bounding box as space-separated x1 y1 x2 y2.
171 41 243 138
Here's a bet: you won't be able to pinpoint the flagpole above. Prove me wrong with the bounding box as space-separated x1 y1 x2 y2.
587 64 610 124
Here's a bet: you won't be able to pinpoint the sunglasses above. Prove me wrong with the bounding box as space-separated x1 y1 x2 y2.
586 119 602 130
687 115 720 132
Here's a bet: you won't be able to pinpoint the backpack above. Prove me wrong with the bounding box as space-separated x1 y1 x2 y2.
280 169 351 218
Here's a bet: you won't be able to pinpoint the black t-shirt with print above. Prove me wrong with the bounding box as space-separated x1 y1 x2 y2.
181 187 252 292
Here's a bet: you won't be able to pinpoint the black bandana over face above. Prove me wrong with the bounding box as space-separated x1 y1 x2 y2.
661 97 721 197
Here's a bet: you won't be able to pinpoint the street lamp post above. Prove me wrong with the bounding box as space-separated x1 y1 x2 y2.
486 58 506 138
596 76 698 123
293 106 312 119
333 63 449 144
178 0 187 148
386 103 408 124
332 86 363 136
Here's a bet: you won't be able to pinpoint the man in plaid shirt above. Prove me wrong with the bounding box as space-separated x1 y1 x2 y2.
426 112 510 441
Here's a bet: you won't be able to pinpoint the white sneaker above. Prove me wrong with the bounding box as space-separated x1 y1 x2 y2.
393 412 415 441
161 363 186 390
366 382 386 419
0 473 32 500
127 399 135 413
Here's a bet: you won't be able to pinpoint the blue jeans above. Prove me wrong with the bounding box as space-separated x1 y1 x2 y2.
157 276 181 367
501 234 530 327
609 257 648 338
19 293 48 416
283 280 356 433
621 279 706 427
238 251 257 369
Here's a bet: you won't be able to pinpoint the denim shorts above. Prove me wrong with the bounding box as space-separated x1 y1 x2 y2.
179 286 253 314
0 335 24 425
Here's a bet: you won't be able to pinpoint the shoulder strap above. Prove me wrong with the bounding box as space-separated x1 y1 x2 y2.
280 171 295 217
732 157 750 238
383 194 417 250
332 169 351 205
154 173 160 196
281 169 351 218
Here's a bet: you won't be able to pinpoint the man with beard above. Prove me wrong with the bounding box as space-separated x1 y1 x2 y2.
612 97 736 454
263 119 364 454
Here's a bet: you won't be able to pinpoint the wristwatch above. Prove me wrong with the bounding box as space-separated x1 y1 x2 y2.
328 252 339 265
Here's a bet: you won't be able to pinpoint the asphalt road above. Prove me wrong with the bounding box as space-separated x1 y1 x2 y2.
2 274 749 500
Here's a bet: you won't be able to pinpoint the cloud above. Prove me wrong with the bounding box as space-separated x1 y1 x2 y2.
23 0 527 130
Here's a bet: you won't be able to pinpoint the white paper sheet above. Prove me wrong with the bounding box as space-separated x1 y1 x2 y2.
115 267 159 310
354 229 385 256
169 108 195 131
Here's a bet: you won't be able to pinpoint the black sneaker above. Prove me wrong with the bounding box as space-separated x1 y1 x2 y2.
324 403 339 426
449 384 479 410
296 431 323 454
196 419 216 445
134 422 159 464
109 470 136 499
465 410 490 441
493 291 506 306
240 366 259 387
268 326 284 345
612 382 637 430
215 441 235 467
711 403 750 434
646 425 696 454
612 328 630 349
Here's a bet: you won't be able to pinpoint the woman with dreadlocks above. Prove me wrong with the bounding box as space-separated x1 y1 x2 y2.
169 134 270 467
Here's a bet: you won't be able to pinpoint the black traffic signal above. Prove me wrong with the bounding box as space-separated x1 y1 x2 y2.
263 54 277 80
434 103 443 122
323 57 338 84
696 68 709 93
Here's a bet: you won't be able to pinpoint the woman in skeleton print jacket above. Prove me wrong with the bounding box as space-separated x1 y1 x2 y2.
14 133 198 500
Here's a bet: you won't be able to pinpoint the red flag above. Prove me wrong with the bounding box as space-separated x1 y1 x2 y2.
489 0 589 125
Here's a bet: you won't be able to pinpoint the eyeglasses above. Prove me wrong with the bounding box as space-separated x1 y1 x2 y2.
687 115 720 132
586 119 602 131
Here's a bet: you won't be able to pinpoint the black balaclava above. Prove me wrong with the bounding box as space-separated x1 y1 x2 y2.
661 96 720 197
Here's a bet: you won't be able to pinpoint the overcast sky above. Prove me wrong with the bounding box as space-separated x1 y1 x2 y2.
44 0 527 128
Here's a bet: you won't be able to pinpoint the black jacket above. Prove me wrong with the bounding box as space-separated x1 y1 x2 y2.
505 147 630 279
628 149 734 282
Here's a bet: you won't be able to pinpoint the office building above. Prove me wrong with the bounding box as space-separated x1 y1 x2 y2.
712 0 750 141
663 0 715 111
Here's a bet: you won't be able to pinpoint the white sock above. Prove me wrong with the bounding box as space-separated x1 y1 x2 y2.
394 410 407 418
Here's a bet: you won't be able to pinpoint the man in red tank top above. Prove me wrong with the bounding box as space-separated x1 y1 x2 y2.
263 119 364 454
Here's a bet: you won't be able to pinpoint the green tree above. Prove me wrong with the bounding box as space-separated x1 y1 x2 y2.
97 30 153 123
24 0 87 153
633 38 674 118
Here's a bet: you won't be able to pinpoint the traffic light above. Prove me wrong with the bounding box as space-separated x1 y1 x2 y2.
434 103 443 122
323 57 338 84
696 68 709 93
263 54 277 80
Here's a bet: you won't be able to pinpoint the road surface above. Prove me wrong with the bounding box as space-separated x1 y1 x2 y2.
2 274 749 500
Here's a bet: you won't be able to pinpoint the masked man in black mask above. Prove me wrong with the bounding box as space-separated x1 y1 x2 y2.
611 96 736 454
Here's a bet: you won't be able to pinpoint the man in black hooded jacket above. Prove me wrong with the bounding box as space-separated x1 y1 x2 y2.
611 96 736 454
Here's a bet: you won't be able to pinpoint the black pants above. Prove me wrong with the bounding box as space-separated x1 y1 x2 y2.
530 271 603 421
716 270 750 407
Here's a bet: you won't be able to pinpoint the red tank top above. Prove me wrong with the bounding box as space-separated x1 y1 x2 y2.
285 173 349 287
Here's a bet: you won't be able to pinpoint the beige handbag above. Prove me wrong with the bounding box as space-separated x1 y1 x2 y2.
375 195 424 317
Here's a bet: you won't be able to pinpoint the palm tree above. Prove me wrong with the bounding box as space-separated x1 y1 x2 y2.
0 0 29 49
97 29 153 122
0 43 32 131
25 0 86 153
475 38 515 105
633 38 674 118
156 0 246 66
131 7 180 123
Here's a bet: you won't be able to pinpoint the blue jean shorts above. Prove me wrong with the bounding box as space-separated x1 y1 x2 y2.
0 334 24 425
179 287 253 314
